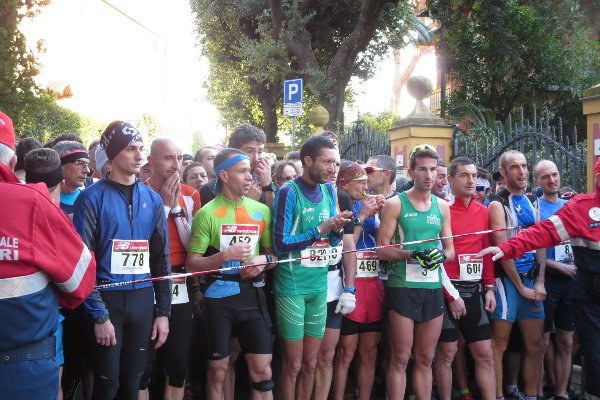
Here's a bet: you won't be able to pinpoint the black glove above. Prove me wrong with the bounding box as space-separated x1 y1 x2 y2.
411 249 446 271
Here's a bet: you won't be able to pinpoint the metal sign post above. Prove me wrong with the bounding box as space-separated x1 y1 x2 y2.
284 79 303 150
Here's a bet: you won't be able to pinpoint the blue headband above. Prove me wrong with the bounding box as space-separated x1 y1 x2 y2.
214 154 249 194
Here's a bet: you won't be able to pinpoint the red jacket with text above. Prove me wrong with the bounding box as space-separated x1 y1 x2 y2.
0 182 96 351
499 191 600 274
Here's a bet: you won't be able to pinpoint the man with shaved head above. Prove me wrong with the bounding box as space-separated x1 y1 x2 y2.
140 137 201 400
534 160 575 400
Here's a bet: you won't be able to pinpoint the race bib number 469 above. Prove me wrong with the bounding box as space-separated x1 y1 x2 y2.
111 240 150 275
356 251 379 278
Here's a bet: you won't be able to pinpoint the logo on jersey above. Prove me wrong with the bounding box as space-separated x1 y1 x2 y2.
403 212 417 218
0 236 19 261
589 207 600 222
427 214 441 226
221 224 259 235
303 207 315 213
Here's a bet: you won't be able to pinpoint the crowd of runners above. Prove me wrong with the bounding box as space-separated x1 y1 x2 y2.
1 111 599 400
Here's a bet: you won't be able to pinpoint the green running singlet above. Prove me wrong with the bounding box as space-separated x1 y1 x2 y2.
388 191 444 289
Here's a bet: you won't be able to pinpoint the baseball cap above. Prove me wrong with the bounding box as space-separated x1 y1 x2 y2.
0 112 16 150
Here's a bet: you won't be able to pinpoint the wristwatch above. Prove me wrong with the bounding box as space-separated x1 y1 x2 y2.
95 314 110 325
170 206 186 219
352 216 363 226
484 285 497 293
262 182 277 192
343 287 356 295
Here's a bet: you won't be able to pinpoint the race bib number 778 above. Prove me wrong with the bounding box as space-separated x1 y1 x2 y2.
110 240 150 275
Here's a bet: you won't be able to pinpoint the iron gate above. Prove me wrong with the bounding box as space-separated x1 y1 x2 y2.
452 107 587 192
338 118 390 162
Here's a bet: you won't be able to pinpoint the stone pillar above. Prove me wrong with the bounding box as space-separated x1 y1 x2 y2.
309 106 329 135
388 76 454 170
583 84 600 193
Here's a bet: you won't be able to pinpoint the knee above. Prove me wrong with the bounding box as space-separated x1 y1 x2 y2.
556 334 574 354
492 337 509 355
250 362 272 382
360 343 379 364
283 357 302 377
208 362 229 385
317 346 336 366
301 356 319 375
337 344 357 366
524 336 545 355
436 345 458 367
472 346 494 368
390 350 410 371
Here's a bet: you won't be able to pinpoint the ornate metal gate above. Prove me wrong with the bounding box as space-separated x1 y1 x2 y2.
338 118 390 162
452 107 587 192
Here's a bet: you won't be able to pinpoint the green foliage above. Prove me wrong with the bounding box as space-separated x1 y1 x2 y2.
434 0 600 121
358 109 400 133
190 0 415 142
0 0 102 145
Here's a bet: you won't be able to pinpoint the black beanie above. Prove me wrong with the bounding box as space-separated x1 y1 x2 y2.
100 121 143 160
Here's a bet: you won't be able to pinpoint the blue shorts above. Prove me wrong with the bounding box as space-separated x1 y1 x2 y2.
491 276 544 322
56 313 65 366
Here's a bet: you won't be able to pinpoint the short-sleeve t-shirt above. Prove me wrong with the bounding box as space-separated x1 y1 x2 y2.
188 194 271 298
539 197 567 261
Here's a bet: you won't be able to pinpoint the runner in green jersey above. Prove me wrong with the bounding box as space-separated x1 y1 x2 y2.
272 135 353 400
377 144 455 400
187 149 277 400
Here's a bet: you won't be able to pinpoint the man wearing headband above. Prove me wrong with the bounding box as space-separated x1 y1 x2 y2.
377 143 455 400
482 150 545 400
54 141 90 215
480 156 600 400
272 135 353 400
332 162 385 400
73 121 171 400
187 148 276 400
0 148 96 399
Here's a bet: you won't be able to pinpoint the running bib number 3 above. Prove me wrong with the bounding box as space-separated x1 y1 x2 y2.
171 276 189 304
405 257 439 283
301 239 332 268
356 251 379 278
111 240 150 275
220 224 260 253
459 254 483 280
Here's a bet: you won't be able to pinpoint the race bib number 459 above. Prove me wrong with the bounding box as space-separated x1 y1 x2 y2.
111 240 150 275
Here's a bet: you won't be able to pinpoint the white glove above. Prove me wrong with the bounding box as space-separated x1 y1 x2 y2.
335 292 356 315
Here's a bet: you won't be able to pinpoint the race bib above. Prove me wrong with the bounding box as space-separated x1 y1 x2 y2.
554 242 574 264
171 276 189 305
220 224 260 253
356 251 379 278
378 261 389 281
328 243 344 266
111 240 150 275
301 239 332 268
459 254 483 280
405 257 439 283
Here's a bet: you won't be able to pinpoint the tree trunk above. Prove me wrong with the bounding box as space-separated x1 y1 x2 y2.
249 79 280 142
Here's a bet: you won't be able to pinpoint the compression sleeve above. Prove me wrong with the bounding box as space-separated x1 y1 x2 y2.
272 183 319 255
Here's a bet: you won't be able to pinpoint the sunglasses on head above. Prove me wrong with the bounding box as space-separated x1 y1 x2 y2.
409 143 437 158
476 185 486 192
364 166 390 174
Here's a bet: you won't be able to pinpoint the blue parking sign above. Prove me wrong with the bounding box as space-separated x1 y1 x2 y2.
284 79 303 104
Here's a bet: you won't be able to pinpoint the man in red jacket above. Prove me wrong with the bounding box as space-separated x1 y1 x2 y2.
434 156 496 400
480 157 600 400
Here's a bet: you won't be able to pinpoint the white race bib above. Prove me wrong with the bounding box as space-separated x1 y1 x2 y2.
458 254 483 281
328 243 344 266
220 224 260 253
356 251 379 278
405 257 439 283
378 261 389 281
111 240 150 274
171 276 189 304
554 242 574 264
301 239 332 268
